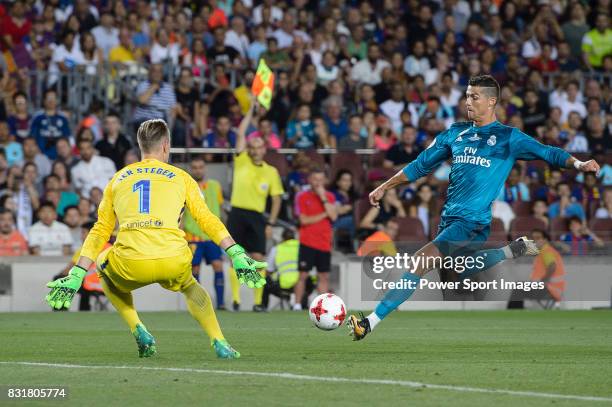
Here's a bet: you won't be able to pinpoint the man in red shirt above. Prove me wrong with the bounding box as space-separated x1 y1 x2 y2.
0 1 31 52
0 208 28 256
293 167 337 310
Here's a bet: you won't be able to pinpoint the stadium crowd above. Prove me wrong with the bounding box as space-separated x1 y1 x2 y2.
0 0 611 270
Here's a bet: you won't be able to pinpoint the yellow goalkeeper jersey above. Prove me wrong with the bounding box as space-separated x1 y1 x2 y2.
80 158 230 261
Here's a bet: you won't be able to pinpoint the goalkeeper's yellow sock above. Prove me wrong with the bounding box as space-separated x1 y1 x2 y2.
182 282 224 341
253 270 266 305
100 274 142 332
228 266 241 304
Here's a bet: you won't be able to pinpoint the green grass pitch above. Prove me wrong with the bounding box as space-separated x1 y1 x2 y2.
1 310 611 406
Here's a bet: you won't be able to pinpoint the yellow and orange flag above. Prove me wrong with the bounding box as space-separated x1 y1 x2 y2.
251 59 274 110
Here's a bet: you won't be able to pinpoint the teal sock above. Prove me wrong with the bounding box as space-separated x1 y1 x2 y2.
374 272 421 320
458 248 506 279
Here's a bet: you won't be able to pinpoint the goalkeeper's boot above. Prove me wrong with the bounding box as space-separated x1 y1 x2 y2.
212 339 241 359
510 236 540 258
133 324 157 358
347 312 371 341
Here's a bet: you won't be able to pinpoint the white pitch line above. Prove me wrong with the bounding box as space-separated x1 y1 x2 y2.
1 361 611 403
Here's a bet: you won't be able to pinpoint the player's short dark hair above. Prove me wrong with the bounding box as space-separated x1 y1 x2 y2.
468 75 500 102
136 119 170 153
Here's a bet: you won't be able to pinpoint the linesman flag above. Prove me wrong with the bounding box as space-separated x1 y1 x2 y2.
251 59 274 110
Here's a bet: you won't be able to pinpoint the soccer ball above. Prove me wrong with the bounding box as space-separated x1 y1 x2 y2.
308 293 347 330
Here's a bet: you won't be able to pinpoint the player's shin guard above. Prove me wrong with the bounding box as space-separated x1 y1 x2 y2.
372 272 421 324
182 282 224 341
214 271 225 308
457 248 507 279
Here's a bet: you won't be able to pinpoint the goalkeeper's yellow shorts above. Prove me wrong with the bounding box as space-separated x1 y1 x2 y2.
96 245 196 293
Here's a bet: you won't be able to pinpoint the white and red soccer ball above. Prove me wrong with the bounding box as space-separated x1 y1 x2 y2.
308 293 346 330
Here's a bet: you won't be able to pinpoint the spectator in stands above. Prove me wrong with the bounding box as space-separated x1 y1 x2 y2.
372 115 397 151
562 2 590 62
323 96 348 142
586 115 610 155
90 10 118 58
497 165 530 203
259 37 290 71
108 27 138 68
224 15 249 59
552 81 587 124
246 24 267 66
337 115 371 150
30 89 71 160
408 184 437 237
52 140 74 172
78 32 103 77
293 166 336 310
556 41 580 72
532 199 550 229
7 91 30 141
536 169 563 204
133 63 177 128
573 172 603 208
559 216 604 256
42 174 78 217
6 164 40 236
0 207 28 257
359 188 406 237
380 82 406 135
0 121 22 167
404 41 430 78
247 117 281 150
549 182 586 221
383 126 419 171
183 37 208 78
62 205 82 253
172 68 201 147
350 42 391 86
582 13 612 71
71 139 116 199
47 30 83 91
28 201 72 256
561 112 589 153
51 161 74 192
95 112 132 169
286 104 317 149
21 137 50 181
150 27 179 66
521 89 548 136
207 26 241 69
595 188 612 219
332 169 357 244
0 0 31 53
203 115 236 150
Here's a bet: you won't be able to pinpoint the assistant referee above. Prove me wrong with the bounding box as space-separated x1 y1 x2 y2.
228 98 284 311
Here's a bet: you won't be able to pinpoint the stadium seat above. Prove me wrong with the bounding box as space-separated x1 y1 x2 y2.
509 216 548 240
304 149 325 167
589 218 612 241
365 167 396 183
392 217 427 242
511 201 533 216
550 217 569 240
264 151 289 177
368 151 386 168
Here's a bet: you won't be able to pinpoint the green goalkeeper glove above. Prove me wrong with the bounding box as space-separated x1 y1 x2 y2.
45 266 87 310
226 244 267 288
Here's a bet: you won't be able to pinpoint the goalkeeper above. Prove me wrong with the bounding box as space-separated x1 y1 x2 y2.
45 119 266 359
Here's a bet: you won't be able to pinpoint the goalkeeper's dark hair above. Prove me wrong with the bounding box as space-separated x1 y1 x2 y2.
468 75 500 103
137 119 170 153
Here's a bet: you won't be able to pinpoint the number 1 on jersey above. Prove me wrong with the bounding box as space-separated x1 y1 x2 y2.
133 180 151 214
